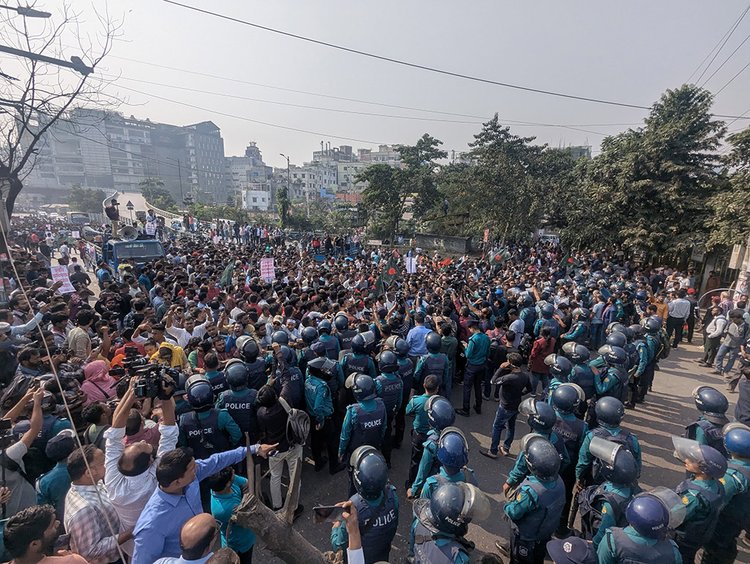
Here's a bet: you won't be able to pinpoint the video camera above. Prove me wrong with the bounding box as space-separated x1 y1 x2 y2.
132 364 179 400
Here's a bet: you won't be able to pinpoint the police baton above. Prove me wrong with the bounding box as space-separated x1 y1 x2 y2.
568 481 582 530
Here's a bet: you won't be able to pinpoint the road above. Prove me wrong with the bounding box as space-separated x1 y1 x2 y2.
255 339 750 563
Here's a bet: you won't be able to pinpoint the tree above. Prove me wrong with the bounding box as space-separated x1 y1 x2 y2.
276 184 291 228
0 3 120 218
67 185 105 213
140 178 178 212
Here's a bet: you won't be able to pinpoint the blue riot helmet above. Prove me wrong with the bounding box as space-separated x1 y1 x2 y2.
589 436 639 485
307 356 337 381
605 331 627 349
185 375 214 410
672 437 728 479
272 330 289 346
394 337 410 358
606 322 626 336
562 342 590 364
626 494 671 539
239 338 259 363
541 303 555 318
723 423 750 458
523 295 534 307
277 345 295 365
635 290 648 302
346 373 376 402
301 326 318 345
551 383 585 414
629 324 645 339
436 427 469 471
573 307 590 321
378 350 398 373
519 398 557 432
544 354 573 379
691 386 729 424
595 396 625 427
413 482 490 537
522 433 561 481
426 396 455 432
310 341 327 357
425 331 442 354
334 314 349 332
641 317 661 335
350 446 388 501
318 319 332 334
351 332 370 354
224 359 249 388
598 345 628 366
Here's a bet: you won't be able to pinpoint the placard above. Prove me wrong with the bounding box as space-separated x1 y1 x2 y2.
260 257 275 282
72 230 80 239
405 256 417 274
50 265 76 293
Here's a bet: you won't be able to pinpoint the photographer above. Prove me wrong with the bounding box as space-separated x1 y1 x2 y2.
104 378 178 556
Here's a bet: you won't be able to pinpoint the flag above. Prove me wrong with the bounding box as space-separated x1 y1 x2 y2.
490 247 511 265
439 257 453 269
219 262 234 287
374 258 399 297
559 253 579 269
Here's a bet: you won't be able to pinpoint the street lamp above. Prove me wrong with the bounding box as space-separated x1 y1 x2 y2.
0 5 51 17
126 200 134 222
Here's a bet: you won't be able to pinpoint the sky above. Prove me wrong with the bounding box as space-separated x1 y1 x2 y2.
64 0 750 168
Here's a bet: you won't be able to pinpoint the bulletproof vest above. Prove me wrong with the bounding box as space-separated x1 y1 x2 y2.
572 321 591 345
298 347 315 375
320 335 339 361
674 479 725 547
338 329 357 352
546 431 568 466
685 420 728 458
624 343 639 372
221 388 257 434
602 367 627 402
397 358 414 392
351 487 398 563
277 367 304 409
635 341 649 366
422 354 448 382
579 484 632 540
512 477 566 541
343 353 370 377
590 428 636 485
208 373 228 397
721 462 750 526
553 416 585 461
347 400 386 455
571 364 596 399
609 527 678 564
179 409 231 459
413 522 468 564
375 374 403 417
246 359 267 391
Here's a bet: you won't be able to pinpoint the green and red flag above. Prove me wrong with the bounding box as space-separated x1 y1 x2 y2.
490 247 511 265
375 258 400 296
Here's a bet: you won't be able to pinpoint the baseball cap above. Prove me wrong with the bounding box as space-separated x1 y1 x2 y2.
546 537 598 564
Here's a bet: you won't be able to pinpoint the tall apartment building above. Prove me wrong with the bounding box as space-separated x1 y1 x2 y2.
226 142 273 212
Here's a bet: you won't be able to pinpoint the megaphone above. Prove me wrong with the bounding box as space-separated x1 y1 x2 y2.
120 225 139 241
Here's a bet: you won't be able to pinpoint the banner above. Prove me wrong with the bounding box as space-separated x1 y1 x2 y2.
50 265 76 293
405 256 417 274
260 257 275 282
72 230 80 239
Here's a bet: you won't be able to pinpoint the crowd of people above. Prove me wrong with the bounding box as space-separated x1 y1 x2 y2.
0 211 748 564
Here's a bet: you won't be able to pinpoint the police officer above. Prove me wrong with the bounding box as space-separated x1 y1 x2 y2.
685 386 729 457
534 303 560 340
576 397 642 488
237 337 269 391
672 436 727 563
520 295 538 335
597 490 683 563
592 345 629 403
331 446 398 563
305 356 345 474
339 374 387 495
578 437 640 549
414 331 450 396
639 317 661 402
544 354 573 402
335 314 357 353
626 324 651 409
702 423 750 563
317 319 341 360
341 333 377 379
561 308 591 346
393 337 415 449
296 326 319 375
405 375 440 489
216 359 258 443
409 396 456 498
551 383 588 536
562 343 595 421
504 434 566 564
504 399 570 494
179 375 241 458
375 350 403 467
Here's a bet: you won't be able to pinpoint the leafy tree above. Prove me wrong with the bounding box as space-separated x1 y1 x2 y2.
276 185 290 228
67 185 106 213
140 177 178 212
707 127 750 247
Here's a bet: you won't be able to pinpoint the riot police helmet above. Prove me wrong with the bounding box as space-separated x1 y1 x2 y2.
522 434 561 481
378 350 398 373
519 398 557 432
436 427 469 471
541 303 555 318
625 494 672 539
271 330 289 346
413 482 490 537
544 354 573 379
394 337 410 358
641 317 661 335
691 385 729 424
307 357 337 381
598 344 628 366
350 446 388 501
595 397 625 427
345 373 376 402
550 383 585 414
224 359 249 388
426 396 455 432
589 436 639 485
334 314 349 332
318 319 332 335
605 331 627 348
425 331 442 354
723 423 750 458
240 338 259 363
301 326 318 345
186 375 214 410
672 437 727 479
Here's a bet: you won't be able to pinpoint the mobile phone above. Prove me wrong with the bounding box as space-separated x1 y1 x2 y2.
313 505 345 524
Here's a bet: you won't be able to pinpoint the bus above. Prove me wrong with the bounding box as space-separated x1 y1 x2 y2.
67 211 91 225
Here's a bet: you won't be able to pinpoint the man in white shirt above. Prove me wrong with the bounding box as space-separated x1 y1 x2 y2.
508 309 525 349
666 288 692 349
104 380 178 556
164 307 210 348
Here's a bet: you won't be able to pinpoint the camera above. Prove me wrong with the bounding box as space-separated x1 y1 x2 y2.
122 346 148 371
133 364 176 400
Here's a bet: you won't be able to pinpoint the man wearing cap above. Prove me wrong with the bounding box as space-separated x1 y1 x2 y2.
104 198 120 237
36 429 76 522
547 537 598 564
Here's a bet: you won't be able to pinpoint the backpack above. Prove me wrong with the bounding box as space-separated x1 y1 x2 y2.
658 330 671 360
278 397 310 446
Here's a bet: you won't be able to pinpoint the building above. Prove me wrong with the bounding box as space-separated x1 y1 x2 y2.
226 142 273 211
357 145 402 167
312 143 355 163
564 145 592 160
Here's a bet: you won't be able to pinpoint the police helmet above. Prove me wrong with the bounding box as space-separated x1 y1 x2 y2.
301 326 318 345
621 326 635 342
691 386 729 424
595 396 625 427
271 330 289 346
277 345 295 365
413 482 490 537
522 434 561 481
351 332 368 354
436 427 469 470
551 383 585 414
576 307 590 321
723 422 750 458
378 350 398 373
350 446 388 501
589 436 638 485
523 295 533 307
641 317 661 335
425 331 442 354
355 331 376 354
394 337 409 358
605 331 627 349
519 398 557 432
318 319 332 334
346 373 376 402
544 354 573 379
307 356 337 381
334 314 349 332
672 437 727 479
626 494 671 539
426 396 456 432
240 338 259 363
598 344 627 366
635 290 648 302
186 375 214 410
224 359 249 388
541 304 555 318
629 324 645 339
310 341 327 357
562 342 590 364
606 322 626 336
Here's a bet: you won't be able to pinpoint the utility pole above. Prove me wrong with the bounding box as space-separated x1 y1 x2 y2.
177 159 184 206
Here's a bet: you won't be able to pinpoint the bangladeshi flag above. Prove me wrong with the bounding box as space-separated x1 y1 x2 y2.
559 254 578 268
381 258 400 284
490 248 511 265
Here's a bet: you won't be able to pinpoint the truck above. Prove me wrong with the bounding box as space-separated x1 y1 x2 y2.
97 238 165 272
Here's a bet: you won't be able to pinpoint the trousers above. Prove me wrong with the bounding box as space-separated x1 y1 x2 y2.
268 444 302 510
462 363 485 411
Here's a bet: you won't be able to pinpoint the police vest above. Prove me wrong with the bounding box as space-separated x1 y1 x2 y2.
277 367 304 409
179 409 231 459
321 335 339 361
298 347 315 374
522 307 537 335
347 400 386 455
721 462 750 529
246 359 267 391
674 479 725 548
624 344 639 373
685 419 728 458
343 353 371 378
635 341 650 368
221 388 257 434
413 522 468 564
590 428 637 485
579 484 633 540
351 486 398 563
512 477 566 541
338 329 357 352
208 373 228 397
602 368 627 402
553 416 585 461
425 434 442 478
376 374 402 417
571 364 596 400
422 354 447 382
608 528 678 564
397 358 414 392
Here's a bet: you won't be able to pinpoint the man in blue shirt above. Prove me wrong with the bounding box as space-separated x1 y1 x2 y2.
406 312 431 360
132 442 277 564
457 320 490 417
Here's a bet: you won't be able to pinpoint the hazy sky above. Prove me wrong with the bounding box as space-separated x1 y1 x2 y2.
71 1 750 168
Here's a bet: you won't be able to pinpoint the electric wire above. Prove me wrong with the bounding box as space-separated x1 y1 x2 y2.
688 2 750 83
713 59 750 96
696 3 750 84
700 30 750 87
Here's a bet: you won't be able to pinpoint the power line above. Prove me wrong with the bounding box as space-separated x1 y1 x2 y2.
714 59 750 95
160 0 651 111
688 2 750 83
700 30 750 87
695 3 750 84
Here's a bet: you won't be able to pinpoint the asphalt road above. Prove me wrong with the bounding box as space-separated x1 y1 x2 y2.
254 339 750 563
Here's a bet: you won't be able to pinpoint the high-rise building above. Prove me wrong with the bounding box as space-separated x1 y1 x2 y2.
225 142 273 212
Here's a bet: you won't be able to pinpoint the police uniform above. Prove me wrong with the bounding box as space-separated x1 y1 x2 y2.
318 333 341 361
629 339 651 407
561 321 590 346
405 393 432 487
506 431 570 489
272 365 304 409
305 371 338 471
674 477 725 563
338 398 387 495
375 371 403 466
702 458 750 563
245 358 268 391
570 363 596 420
594 367 628 403
553 410 588 530
640 333 659 400
578 482 638 549
414 352 449 396
178 408 240 458
216 387 258 441
597 526 681 564
338 328 358 353
413 523 471 564
576 427 641 487
685 417 728 458
410 431 441 497
533 316 560 339
394 356 415 448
